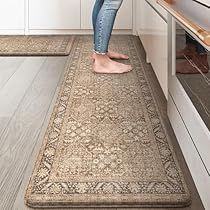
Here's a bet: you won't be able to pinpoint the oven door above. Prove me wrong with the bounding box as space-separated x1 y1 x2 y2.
168 17 210 173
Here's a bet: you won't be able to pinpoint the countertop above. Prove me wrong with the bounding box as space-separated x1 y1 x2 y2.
157 0 210 46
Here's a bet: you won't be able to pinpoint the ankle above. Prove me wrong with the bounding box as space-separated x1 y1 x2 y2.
93 53 110 64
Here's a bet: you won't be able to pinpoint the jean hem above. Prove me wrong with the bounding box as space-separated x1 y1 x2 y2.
93 49 107 55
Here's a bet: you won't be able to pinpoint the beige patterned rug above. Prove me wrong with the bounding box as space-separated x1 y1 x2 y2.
25 35 191 208
0 35 74 56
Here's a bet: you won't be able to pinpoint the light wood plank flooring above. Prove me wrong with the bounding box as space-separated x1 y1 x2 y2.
0 56 68 210
0 37 205 210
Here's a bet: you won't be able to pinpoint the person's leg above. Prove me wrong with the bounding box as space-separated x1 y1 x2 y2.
92 0 104 47
92 0 129 61
176 33 209 74
94 0 123 54
194 41 209 72
186 33 196 45
92 0 132 74
186 33 207 54
176 33 196 59
196 42 207 54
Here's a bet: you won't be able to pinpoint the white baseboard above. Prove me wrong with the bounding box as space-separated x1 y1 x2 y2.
0 29 25 35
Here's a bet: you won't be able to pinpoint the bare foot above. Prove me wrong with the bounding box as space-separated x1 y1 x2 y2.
176 43 196 59
176 53 209 74
176 60 208 74
93 54 132 74
107 51 129 60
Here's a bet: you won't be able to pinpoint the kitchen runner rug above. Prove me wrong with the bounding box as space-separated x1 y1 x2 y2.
25 35 191 208
0 35 75 56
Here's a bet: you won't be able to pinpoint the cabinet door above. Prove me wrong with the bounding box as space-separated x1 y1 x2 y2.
81 0 133 30
137 1 168 98
29 0 80 29
0 0 24 29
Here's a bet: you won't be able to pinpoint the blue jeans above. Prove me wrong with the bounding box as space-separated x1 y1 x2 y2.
92 0 123 54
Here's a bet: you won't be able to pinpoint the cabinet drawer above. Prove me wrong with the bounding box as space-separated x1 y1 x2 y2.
29 0 80 29
81 0 133 30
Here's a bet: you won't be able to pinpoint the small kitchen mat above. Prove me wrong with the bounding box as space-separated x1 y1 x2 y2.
25 35 191 208
0 35 75 56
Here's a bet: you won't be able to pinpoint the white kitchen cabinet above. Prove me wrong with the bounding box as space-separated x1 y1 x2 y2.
0 0 24 30
81 0 133 30
29 0 80 29
0 0 133 34
136 0 168 99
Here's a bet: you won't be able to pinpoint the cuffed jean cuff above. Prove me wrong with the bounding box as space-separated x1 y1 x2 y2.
93 49 107 55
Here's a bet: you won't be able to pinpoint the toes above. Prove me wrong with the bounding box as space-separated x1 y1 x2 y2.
108 52 129 60
122 55 129 59
119 55 129 60
123 66 132 73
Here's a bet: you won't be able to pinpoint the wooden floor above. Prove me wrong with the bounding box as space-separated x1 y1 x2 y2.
0 37 205 210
